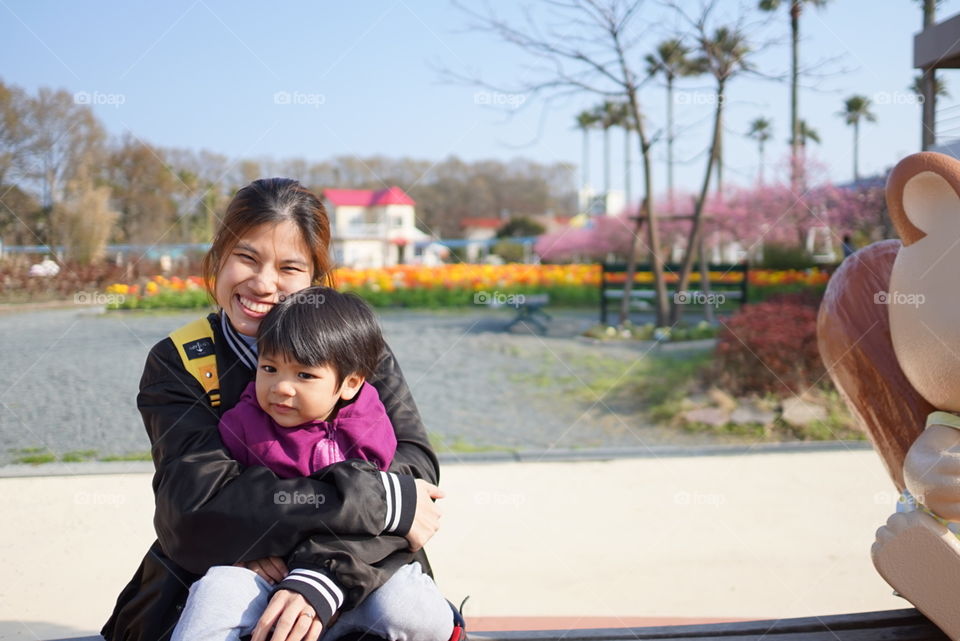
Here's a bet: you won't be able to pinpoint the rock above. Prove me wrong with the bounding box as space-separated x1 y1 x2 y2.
730 405 776 426
682 407 730 427
781 397 828 427
679 393 708 411
707 387 738 412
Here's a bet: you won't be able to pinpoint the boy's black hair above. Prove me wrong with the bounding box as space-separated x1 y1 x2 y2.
256 286 385 385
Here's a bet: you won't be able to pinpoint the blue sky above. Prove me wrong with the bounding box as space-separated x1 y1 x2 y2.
0 0 947 201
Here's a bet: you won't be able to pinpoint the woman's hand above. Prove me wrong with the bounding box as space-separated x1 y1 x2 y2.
234 556 288 585
251 589 321 641
405 479 445 551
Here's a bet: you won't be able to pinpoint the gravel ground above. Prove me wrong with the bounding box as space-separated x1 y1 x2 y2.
0 305 724 466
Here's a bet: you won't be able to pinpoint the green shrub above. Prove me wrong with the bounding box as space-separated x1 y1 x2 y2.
756 243 818 270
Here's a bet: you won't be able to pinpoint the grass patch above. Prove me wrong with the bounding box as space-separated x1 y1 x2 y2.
5 447 154 465
509 346 863 442
61 449 99 462
99 451 153 462
429 433 515 455
574 350 713 416
10 447 57 465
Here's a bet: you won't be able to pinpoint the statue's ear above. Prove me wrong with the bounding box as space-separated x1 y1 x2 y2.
886 152 960 247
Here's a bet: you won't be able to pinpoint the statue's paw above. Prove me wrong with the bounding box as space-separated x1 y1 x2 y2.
872 510 960 640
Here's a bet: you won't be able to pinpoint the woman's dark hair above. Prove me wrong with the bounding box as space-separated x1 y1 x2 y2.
202 178 335 301
256 286 385 385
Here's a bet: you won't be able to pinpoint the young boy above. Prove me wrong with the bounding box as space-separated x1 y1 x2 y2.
171 287 458 641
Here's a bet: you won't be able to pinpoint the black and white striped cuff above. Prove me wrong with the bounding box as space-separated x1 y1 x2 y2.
379 471 417 537
276 568 344 626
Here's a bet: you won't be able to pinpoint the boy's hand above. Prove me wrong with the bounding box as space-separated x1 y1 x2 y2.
251 589 321 641
235 556 288 584
406 479 445 551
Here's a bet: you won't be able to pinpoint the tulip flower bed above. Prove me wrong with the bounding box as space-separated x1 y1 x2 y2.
105 276 210 309
97 264 834 310
747 267 831 303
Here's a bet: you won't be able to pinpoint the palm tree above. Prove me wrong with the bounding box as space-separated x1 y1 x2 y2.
671 25 751 324
797 119 820 147
915 0 946 148
758 0 831 188
911 74 949 101
574 110 601 203
595 101 626 205
620 105 636 207
839 95 876 182
746 117 773 184
646 39 706 202
790 119 820 197
911 74 949 143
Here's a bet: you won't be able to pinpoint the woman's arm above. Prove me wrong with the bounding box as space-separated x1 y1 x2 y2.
143 337 418 575
366 343 445 549
274 535 413 627
368 344 439 484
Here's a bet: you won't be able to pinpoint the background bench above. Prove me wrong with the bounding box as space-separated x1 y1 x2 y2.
600 262 749 325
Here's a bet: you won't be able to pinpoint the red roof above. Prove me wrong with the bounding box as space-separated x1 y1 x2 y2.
460 218 503 229
323 186 415 207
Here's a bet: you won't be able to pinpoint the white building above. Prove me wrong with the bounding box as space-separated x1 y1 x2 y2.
322 187 432 268
578 187 625 217
460 217 503 262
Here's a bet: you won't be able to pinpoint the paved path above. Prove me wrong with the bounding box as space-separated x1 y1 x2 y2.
0 449 906 638
0 306 728 466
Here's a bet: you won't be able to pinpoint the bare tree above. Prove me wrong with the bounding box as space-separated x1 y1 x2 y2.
107 134 181 244
670 12 752 325
449 0 671 326
0 80 36 188
26 87 105 213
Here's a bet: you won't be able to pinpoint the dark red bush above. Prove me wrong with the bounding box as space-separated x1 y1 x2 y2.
0 254 205 302
713 300 824 397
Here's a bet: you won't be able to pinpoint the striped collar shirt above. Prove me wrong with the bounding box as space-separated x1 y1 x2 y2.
220 312 258 371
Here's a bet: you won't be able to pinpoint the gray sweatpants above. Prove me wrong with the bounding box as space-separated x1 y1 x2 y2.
171 562 453 641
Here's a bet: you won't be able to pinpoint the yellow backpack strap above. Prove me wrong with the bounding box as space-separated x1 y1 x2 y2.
169 317 221 408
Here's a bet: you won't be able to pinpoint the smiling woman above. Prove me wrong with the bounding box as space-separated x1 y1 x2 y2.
203 178 334 337
102 178 457 641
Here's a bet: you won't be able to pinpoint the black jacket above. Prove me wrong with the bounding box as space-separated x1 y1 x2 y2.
102 313 439 640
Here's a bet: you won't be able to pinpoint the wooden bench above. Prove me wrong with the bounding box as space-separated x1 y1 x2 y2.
49 609 948 640
503 293 551 334
600 263 749 325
